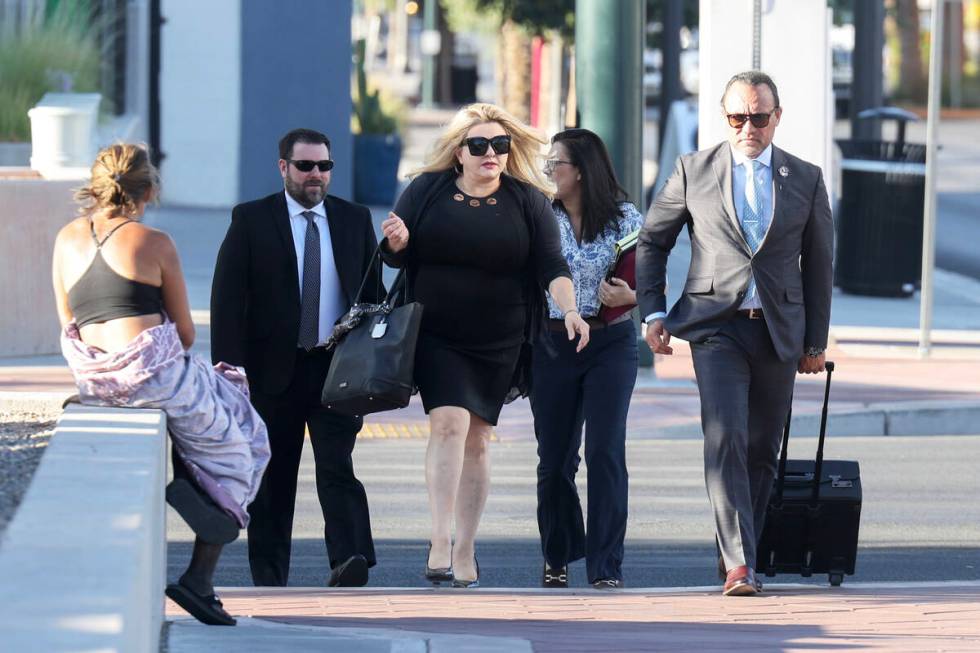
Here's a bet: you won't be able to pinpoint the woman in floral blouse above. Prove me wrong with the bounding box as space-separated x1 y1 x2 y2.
532 128 643 590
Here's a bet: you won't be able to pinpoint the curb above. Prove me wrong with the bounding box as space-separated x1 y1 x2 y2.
5 392 980 439
650 399 980 439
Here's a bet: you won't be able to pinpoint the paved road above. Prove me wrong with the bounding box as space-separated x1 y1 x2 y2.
168 434 980 589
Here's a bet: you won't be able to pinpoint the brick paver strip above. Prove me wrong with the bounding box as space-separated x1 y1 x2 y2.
167 583 980 651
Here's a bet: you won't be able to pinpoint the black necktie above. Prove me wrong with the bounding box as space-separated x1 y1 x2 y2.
298 210 320 350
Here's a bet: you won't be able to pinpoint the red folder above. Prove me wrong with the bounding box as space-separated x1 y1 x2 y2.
598 229 639 323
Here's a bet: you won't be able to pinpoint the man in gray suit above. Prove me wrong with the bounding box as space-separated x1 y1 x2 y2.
636 71 833 596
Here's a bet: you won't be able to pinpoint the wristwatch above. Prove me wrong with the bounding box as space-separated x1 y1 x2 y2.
804 346 825 357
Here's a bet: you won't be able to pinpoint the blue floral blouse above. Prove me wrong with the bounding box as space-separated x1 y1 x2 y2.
546 201 644 319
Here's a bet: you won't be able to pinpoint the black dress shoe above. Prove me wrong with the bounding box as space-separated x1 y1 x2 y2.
452 556 480 588
166 582 236 626
328 554 369 587
592 578 624 590
425 542 454 585
542 563 568 588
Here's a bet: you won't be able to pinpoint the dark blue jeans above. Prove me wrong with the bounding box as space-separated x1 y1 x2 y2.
529 319 637 582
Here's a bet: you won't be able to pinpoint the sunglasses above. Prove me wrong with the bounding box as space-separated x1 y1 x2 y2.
289 159 334 173
726 111 777 129
543 158 574 175
462 135 511 156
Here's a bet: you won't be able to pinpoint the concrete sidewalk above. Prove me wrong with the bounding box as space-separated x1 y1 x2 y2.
167 581 980 652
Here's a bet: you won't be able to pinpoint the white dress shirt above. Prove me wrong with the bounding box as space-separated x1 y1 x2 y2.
284 191 346 345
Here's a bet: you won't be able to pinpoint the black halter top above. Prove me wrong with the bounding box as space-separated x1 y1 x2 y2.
66 219 164 328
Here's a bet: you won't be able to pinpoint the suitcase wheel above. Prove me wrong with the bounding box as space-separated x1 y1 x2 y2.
829 573 844 587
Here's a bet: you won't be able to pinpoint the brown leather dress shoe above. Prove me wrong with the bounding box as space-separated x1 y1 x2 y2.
723 565 758 596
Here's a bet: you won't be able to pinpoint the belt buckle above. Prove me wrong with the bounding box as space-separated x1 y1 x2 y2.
747 308 763 320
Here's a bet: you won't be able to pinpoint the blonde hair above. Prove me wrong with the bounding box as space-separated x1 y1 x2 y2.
413 103 554 197
75 143 160 218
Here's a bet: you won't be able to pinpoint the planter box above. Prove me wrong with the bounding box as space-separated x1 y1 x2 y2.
0 175 83 356
353 133 402 206
28 92 101 178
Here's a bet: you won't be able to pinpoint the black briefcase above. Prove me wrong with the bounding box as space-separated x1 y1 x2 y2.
756 361 862 586
321 243 423 416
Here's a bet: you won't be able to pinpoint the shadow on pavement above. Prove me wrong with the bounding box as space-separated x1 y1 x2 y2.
168 538 980 590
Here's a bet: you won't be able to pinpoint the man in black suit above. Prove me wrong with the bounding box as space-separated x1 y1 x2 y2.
211 128 382 587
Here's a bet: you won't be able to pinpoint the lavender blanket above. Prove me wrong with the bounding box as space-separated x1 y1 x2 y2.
60 320 270 528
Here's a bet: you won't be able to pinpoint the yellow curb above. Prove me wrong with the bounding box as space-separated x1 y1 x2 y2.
305 423 498 441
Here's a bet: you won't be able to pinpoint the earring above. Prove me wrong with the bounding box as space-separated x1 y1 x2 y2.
454 162 463 174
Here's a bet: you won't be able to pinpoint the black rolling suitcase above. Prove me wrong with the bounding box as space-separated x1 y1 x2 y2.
756 361 862 586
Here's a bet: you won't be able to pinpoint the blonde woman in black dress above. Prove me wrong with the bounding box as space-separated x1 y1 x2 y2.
381 103 589 587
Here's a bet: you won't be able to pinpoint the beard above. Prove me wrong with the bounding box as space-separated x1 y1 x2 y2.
285 175 326 208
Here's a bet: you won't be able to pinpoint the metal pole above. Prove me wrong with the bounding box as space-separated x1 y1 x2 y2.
919 0 945 357
851 0 885 140
752 0 762 69
949 1 963 108
148 0 164 167
658 0 683 160
575 0 644 204
421 0 437 107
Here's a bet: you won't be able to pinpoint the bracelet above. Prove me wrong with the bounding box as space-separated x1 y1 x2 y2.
562 308 579 319
805 346 825 357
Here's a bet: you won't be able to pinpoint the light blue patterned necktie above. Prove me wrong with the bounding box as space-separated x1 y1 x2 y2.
740 159 767 254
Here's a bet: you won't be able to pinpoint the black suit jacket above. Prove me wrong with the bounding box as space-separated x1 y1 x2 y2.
211 191 384 395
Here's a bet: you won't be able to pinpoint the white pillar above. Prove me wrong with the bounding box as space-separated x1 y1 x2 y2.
699 0 833 195
160 0 241 207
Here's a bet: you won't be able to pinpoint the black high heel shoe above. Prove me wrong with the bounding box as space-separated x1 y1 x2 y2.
452 556 480 589
424 542 454 585
542 563 568 588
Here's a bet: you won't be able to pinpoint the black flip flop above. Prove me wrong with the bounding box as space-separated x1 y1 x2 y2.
165 582 236 626
165 478 239 545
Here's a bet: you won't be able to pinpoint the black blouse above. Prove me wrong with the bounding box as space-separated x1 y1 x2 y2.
386 171 571 388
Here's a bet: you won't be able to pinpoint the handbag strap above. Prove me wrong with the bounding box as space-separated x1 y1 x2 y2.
352 238 408 307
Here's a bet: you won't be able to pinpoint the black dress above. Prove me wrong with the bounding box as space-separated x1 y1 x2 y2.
391 175 568 425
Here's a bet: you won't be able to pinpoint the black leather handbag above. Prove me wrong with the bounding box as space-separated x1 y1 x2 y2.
320 242 423 416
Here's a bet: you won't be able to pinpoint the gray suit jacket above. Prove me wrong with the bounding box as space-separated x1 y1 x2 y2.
636 142 833 363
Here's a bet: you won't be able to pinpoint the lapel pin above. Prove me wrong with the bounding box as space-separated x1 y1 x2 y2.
778 166 790 178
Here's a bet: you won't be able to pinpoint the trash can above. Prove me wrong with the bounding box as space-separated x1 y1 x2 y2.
451 53 478 105
834 107 926 297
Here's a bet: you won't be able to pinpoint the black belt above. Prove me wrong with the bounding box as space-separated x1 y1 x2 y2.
737 308 765 320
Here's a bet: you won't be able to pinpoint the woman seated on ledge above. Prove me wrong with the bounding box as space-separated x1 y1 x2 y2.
51 143 270 627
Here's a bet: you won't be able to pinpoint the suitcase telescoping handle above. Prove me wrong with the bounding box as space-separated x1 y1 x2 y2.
811 360 835 503
774 361 835 504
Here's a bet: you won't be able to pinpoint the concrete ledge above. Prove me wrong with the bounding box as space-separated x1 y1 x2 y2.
652 401 980 439
0 404 167 653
